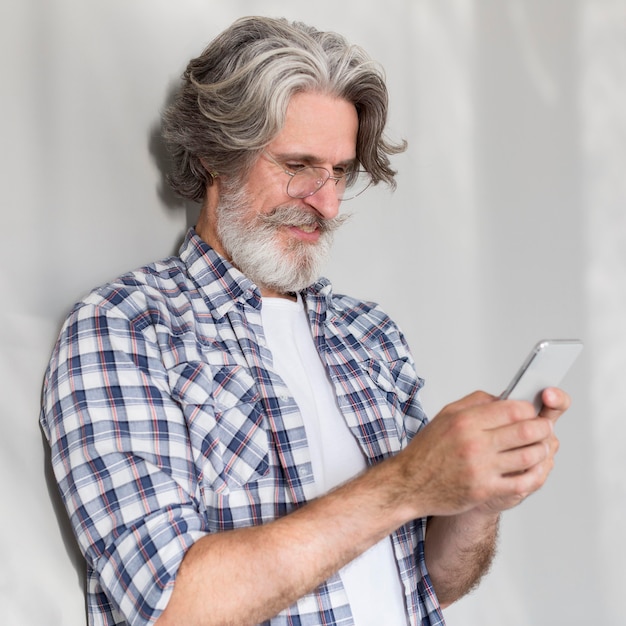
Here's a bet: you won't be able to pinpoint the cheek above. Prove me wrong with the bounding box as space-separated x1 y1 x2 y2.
243 168 287 212
244 190 277 218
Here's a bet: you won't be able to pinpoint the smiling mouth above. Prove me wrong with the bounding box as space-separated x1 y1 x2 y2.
295 223 318 234
260 205 349 236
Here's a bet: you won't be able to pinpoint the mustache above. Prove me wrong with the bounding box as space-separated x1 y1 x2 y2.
257 205 351 233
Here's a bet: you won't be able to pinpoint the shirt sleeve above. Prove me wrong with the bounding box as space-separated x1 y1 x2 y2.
40 301 208 626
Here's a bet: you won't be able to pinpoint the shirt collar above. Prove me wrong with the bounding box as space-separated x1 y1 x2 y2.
179 228 261 319
303 277 335 320
179 227 336 320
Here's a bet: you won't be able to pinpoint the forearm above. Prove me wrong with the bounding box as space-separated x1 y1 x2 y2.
424 510 500 607
155 385 567 623
156 454 415 626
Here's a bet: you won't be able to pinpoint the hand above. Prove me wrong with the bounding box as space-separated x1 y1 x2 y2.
397 387 571 519
477 386 571 513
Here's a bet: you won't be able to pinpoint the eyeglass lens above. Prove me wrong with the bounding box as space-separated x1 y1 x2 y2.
287 167 371 201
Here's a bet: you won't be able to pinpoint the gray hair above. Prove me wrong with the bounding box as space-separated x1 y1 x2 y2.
161 15 407 203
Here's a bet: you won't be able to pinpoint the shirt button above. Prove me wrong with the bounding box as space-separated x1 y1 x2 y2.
298 466 310 477
279 394 290 402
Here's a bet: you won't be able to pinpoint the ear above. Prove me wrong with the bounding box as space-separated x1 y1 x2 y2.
199 157 219 184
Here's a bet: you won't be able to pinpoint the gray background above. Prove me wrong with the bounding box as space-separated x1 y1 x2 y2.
1 0 624 624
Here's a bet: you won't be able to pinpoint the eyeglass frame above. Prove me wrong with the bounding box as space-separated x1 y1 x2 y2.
263 152 372 201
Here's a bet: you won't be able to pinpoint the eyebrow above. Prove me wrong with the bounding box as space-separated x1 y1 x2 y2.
273 151 357 169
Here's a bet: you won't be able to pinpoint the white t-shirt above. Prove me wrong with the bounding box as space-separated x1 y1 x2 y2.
261 294 409 626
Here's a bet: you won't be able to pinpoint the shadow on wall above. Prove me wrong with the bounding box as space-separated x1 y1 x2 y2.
148 79 202 247
41 429 86 600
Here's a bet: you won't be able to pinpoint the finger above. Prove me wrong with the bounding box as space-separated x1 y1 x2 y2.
538 387 571 421
497 440 553 476
474 398 538 432
481 458 554 512
501 462 551 502
490 416 554 453
448 398 539 435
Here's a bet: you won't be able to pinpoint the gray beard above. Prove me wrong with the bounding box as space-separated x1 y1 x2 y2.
215 184 349 294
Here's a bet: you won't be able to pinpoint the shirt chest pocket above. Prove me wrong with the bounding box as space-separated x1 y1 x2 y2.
170 361 271 493
362 358 404 424
334 357 410 458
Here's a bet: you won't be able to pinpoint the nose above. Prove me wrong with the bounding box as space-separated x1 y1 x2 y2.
302 179 341 220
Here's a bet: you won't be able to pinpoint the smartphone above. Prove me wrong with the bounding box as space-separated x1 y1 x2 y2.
499 339 583 413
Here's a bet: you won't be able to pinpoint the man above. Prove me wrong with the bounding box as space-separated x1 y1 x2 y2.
40 16 570 626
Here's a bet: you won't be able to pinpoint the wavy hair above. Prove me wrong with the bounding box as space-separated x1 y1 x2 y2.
161 16 407 203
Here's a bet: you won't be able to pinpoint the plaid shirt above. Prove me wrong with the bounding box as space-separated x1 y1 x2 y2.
41 228 445 626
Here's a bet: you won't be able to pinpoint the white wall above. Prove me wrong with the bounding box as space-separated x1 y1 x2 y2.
2 1 624 624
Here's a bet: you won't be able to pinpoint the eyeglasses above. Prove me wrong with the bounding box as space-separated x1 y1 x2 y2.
264 152 371 201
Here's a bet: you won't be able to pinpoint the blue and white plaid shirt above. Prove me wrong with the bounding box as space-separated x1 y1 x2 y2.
41 228 445 626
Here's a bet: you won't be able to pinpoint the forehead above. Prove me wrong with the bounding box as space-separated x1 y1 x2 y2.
268 91 359 163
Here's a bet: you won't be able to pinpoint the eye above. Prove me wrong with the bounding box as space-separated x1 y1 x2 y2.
285 162 307 173
331 166 344 176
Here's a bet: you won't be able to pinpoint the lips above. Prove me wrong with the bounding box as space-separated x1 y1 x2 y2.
286 222 321 243
295 223 318 234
